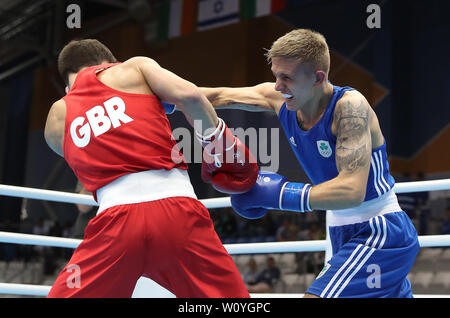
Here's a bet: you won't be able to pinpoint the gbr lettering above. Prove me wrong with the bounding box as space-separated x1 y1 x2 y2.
70 96 133 147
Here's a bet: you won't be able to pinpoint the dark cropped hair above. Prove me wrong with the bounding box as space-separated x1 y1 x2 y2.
57 39 118 85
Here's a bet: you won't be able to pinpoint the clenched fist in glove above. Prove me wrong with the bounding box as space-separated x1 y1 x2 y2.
231 171 312 219
196 118 258 194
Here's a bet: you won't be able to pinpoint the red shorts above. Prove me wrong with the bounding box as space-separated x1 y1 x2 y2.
47 197 249 298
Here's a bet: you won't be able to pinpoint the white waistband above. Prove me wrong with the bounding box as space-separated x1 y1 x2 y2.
96 169 198 215
327 190 402 226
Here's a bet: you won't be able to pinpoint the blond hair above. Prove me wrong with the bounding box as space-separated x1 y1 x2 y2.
265 29 330 75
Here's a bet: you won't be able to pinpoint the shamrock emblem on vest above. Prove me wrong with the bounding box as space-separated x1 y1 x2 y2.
317 140 332 158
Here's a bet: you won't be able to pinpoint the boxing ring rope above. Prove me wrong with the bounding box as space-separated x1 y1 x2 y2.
1 230 450 252
0 178 449 297
1 178 449 208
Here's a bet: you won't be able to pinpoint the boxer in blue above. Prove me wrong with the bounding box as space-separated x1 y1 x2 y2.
198 29 420 298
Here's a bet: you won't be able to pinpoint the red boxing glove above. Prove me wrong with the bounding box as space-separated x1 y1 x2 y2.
197 118 258 194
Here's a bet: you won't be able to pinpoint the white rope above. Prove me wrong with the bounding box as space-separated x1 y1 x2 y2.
392 179 450 193
198 196 231 209
0 283 51 296
0 184 231 209
0 184 97 206
0 231 81 249
418 235 450 248
0 178 449 208
225 240 327 254
1 231 450 252
0 178 448 250
0 283 448 298
0 179 449 297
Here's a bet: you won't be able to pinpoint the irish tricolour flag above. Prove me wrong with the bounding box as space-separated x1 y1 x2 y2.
167 0 197 38
241 0 286 19
153 0 196 41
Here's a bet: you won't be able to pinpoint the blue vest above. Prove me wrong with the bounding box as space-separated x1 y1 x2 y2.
278 84 395 202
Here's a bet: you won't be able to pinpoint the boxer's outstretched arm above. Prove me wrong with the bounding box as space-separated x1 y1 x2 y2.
309 94 372 210
200 83 284 114
132 56 218 134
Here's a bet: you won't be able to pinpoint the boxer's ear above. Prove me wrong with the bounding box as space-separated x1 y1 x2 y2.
65 86 69 94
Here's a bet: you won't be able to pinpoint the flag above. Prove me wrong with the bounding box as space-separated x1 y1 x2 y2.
240 0 286 20
155 0 196 41
168 0 196 38
197 0 240 31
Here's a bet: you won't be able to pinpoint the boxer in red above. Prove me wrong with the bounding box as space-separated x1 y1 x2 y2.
44 39 258 298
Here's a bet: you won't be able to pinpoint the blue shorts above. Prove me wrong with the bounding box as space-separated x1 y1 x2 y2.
306 211 419 298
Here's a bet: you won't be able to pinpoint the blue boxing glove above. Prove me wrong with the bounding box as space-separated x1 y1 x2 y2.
161 102 177 114
231 171 312 219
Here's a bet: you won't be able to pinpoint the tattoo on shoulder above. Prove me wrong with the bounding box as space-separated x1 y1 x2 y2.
334 99 371 173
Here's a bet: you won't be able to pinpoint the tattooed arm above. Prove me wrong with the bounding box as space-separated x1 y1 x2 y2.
308 93 372 210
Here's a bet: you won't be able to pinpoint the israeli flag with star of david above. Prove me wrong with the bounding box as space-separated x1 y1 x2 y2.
197 0 240 31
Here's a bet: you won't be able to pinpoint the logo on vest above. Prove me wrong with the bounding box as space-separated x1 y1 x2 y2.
70 96 134 148
289 136 297 147
317 140 332 158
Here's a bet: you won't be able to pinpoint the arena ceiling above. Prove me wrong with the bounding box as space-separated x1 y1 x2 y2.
0 0 164 82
